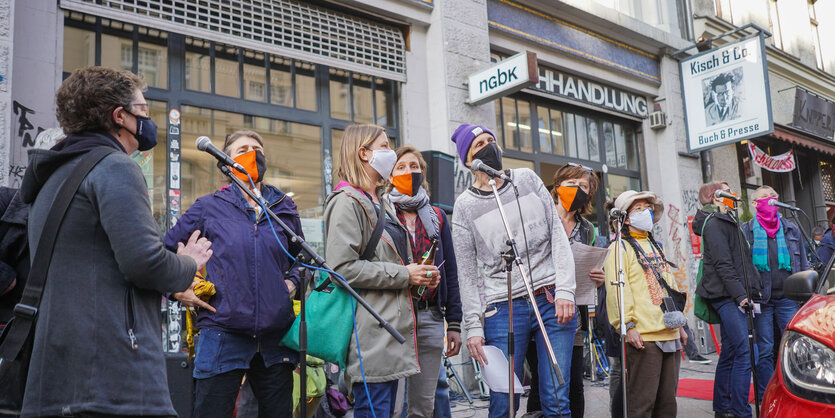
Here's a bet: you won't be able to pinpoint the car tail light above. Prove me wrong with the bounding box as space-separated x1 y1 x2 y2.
781 330 835 404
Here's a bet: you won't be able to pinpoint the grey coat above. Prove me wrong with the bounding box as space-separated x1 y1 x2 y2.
19 142 196 417
323 184 418 388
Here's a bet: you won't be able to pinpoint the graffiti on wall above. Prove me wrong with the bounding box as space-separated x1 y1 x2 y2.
13 101 44 148
667 203 694 313
681 189 701 216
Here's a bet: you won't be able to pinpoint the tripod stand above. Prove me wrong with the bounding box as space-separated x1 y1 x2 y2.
728 210 761 417
444 356 474 404
486 178 565 418
610 213 629 416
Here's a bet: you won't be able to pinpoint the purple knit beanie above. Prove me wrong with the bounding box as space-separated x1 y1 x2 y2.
451 123 496 166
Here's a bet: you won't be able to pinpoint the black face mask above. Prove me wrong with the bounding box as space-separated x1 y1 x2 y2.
557 185 591 213
472 142 503 171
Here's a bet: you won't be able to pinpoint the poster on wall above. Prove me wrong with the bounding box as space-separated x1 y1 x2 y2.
680 34 773 152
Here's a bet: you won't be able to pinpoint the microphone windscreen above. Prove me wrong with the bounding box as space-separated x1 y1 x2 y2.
662 311 687 329
196 136 212 151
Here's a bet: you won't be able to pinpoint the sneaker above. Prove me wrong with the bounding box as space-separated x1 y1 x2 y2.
688 354 712 364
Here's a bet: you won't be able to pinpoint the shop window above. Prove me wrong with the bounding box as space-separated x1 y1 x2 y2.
63 26 95 73
353 74 374 124
101 33 132 71
215 44 240 98
270 56 293 107
295 61 317 112
179 106 322 213
608 174 641 201
375 78 394 127
137 42 167 88
330 69 352 121
134 100 168 232
564 113 578 158
603 122 617 167
574 114 590 160
625 130 639 170
537 106 554 154
185 50 212 93
243 51 267 102
502 97 518 150
503 157 535 171
821 161 835 203
517 101 533 153
614 124 628 168
585 119 601 162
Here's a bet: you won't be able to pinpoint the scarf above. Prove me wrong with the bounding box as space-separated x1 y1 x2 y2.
755 199 781 238
388 187 439 239
752 215 791 272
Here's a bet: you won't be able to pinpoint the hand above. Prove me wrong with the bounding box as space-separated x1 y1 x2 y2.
739 298 749 308
555 298 575 324
446 331 462 357
173 281 216 313
467 336 487 367
177 230 213 270
589 269 605 288
679 326 688 347
406 264 439 287
626 328 644 349
285 279 296 297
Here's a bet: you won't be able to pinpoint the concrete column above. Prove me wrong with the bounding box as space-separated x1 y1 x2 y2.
9 0 62 187
0 0 14 187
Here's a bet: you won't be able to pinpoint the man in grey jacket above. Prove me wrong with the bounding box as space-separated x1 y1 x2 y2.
19 67 213 417
450 124 576 417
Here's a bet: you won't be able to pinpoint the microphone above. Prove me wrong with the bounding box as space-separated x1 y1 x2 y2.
196 136 247 174
714 190 741 201
471 159 511 182
768 199 800 211
609 208 626 219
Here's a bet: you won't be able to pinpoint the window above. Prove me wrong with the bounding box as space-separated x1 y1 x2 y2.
329 69 397 126
608 174 641 201
215 44 240 98
769 0 784 49
809 1 825 70
137 42 168 88
134 100 168 232
63 26 95 73
243 51 267 102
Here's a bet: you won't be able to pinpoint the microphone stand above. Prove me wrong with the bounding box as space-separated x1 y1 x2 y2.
611 214 629 417
217 164 406 416
728 210 760 417
486 177 565 418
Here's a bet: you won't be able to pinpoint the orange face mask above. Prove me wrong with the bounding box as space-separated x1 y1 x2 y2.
722 193 739 210
231 150 266 184
391 172 424 196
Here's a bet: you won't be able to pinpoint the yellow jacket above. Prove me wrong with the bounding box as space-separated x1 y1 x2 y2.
604 236 681 342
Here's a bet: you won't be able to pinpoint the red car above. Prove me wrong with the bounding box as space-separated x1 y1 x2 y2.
762 269 835 417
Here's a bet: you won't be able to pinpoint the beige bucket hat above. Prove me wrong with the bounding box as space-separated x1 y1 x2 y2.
614 190 664 223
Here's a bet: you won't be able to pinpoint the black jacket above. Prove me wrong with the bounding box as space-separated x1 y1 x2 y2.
0 187 29 324
693 208 762 304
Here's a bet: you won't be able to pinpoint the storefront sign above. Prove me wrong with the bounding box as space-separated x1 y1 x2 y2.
468 51 538 106
535 67 649 118
680 34 773 152
792 88 835 140
747 142 796 172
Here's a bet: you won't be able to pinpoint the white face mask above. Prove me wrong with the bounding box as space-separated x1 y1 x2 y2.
629 208 654 232
368 149 397 178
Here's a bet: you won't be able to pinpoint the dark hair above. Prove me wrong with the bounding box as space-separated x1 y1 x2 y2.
698 181 729 205
604 198 618 234
56 66 147 135
711 73 735 90
551 164 599 215
223 130 265 154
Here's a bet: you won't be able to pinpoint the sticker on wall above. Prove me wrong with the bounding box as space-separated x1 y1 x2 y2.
168 109 181 125
170 161 181 189
169 126 180 135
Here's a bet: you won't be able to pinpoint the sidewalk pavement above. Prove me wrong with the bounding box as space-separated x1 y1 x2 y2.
449 352 721 417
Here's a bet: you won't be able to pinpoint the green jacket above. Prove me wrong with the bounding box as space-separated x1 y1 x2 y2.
324 184 418 387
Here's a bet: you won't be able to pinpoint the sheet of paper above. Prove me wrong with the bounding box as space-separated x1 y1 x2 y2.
571 242 611 306
480 345 524 393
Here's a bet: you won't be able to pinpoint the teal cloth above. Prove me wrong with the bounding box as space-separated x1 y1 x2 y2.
752 217 791 272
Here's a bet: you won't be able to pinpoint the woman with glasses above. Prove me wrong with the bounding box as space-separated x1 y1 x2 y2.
164 130 304 417
603 190 687 418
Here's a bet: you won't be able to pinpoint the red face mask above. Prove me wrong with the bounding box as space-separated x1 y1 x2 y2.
231 150 266 184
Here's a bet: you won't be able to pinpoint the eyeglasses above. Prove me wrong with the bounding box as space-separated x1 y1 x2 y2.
126 102 149 113
566 162 594 171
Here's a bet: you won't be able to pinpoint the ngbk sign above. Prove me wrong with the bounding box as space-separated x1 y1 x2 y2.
468 51 538 106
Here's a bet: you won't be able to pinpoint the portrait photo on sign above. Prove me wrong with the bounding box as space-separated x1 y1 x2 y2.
702 67 745 126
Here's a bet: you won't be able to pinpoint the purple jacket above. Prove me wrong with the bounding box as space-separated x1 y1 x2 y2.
164 184 302 336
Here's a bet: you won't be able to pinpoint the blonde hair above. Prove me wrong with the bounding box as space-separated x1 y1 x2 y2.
336 124 386 190
752 185 777 202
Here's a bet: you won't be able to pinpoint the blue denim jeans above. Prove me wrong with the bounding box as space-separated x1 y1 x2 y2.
483 293 576 418
711 298 753 418
434 361 452 418
353 380 399 418
753 297 799 398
